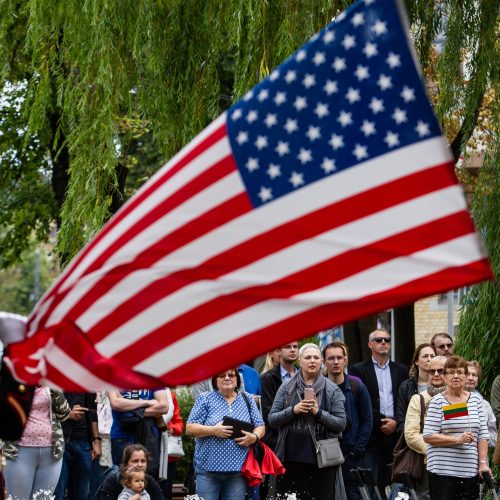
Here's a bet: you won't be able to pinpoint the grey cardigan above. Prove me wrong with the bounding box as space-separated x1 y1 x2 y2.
268 378 346 438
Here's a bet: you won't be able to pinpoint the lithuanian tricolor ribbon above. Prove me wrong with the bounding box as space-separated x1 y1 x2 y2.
443 402 469 420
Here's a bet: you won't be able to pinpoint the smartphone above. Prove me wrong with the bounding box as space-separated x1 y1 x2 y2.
304 387 315 400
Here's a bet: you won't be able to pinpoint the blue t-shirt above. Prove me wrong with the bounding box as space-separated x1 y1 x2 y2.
239 364 261 395
110 389 155 440
188 391 264 472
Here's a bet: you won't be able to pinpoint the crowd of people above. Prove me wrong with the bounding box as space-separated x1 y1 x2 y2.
1 330 499 500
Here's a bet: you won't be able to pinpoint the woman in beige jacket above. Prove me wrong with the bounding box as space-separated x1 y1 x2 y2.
404 355 447 500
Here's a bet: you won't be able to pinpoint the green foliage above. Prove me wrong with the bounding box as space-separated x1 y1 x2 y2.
455 142 500 396
0 0 498 266
0 81 56 268
174 386 195 486
0 243 58 315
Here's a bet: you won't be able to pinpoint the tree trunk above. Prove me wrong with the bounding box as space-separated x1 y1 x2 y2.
393 304 415 366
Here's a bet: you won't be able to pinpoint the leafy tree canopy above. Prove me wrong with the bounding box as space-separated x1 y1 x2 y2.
1 0 497 265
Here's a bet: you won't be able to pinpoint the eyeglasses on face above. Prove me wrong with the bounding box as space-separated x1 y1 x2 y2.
217 373 237 379
372 337 391 344
436 342 453 349
429 368 444 375
446 369 466 376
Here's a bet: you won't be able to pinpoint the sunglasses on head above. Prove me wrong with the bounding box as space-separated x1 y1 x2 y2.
372 337 391 343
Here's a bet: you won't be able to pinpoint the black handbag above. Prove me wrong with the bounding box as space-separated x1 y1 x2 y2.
391 394 425 485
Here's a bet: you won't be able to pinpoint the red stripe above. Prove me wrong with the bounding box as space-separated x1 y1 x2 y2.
27 123 228 331
444 411 469 420
161 259 492 386
85 162 457 343
49 321 164 390
112 211 474 365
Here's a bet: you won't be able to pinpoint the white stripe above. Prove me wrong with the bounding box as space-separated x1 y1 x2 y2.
47 170 243 329
135 233 483 376
27 113 228 332
27 296 54 338
45 344 120 391
95 184 467 357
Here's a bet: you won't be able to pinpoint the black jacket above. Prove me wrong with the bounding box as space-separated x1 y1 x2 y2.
395 377 418 434
260 365 283 450
350 359 408 446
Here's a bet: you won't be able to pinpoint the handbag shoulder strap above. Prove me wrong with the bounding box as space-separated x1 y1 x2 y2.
419 394 425 432
241 392 254 426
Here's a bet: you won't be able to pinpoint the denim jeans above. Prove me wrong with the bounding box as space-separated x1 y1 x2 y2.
111 437 132 465
195 468 247 500
88 456 109 500
54 439 93 500
342 454 362 500
4 446 63 499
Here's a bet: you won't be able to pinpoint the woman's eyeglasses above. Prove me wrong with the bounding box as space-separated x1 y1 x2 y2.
429 368 444 375
217 373 237 379
445 369 466 376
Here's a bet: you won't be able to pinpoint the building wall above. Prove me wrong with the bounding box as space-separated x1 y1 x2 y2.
414 294 461 346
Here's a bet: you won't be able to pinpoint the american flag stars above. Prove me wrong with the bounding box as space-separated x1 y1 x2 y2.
227 0 439 207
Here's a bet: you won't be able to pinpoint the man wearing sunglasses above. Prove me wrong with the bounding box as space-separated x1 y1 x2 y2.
430 332 454 358
350 329 408 498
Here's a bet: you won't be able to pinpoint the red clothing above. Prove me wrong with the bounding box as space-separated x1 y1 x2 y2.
241 442 286 487
167 392 184 462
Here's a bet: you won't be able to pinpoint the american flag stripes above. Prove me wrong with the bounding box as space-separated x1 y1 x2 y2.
5 0 492 391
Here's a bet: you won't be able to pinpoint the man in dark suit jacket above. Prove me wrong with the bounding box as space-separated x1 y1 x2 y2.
260 342 299 450
260 342 298 499
350 328 408 497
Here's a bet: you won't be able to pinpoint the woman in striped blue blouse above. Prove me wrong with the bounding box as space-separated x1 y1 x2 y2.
422 356 491 499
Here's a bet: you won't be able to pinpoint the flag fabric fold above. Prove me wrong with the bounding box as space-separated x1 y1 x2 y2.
5 0 492 391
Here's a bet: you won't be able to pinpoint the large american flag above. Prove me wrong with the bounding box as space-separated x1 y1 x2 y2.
6 0 492 391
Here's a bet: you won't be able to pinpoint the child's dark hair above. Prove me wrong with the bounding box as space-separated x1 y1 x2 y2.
120 465 147 488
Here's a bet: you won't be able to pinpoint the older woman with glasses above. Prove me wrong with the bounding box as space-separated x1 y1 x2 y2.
269 343 347 500
423 355 491 499
465 360 497 448
186 368 264 500
404 355 447 499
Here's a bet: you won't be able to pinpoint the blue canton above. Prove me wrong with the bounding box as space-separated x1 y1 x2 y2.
188 391 264 472
226 0 442 207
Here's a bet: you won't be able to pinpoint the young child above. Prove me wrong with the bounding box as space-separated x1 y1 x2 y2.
118 466 151 500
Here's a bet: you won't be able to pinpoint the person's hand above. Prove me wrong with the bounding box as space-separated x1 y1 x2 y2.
478 461 492 479
294 399 315 414
91 439 102 460
68 404 87 421
131 494 141 500
235 430 259 447
213 423 233 438
456 431 475 444
380 418 397 435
